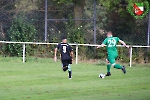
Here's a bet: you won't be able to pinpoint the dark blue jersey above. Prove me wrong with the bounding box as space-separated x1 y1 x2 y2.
56 42 73 60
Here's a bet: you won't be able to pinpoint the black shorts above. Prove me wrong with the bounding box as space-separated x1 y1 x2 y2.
61 59 72 67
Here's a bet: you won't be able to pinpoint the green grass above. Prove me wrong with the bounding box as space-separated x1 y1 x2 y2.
0 57 150 100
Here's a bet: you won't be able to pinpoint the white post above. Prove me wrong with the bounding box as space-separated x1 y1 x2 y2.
23 44 26 63
129 47 133 67
76 44 78 64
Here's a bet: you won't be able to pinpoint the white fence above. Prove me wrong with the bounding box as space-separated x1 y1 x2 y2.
0 41 150 67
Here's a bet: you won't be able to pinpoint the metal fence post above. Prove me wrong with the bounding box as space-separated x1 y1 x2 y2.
23 44 26 63
76 44 78 64
93 0 96 44
147 10 150 47
44 0 48 42
129 47 133 67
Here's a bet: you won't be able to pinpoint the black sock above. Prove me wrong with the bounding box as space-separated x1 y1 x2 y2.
68 71 72 78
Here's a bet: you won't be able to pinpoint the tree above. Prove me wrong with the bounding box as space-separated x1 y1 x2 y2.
4 13 37 56
55 0 85 26
73 0 85 25
97 0 149 44
0 0 16 40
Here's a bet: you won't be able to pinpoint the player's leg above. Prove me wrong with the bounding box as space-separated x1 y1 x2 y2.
68 59 72 79
114 64 126 74
113 56 126 73
62 59 72 79
114 64 122 69
105 57 114 76
68 64 72 79
62 60 68 72
106 56 120 76
62 66 68 71
105 59 111 76
109 56 126 74
106 64 111 76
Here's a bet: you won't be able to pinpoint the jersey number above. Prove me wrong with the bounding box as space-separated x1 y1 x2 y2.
108 39 116 47
63 46 66 53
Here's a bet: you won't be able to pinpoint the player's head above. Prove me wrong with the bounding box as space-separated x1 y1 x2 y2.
62 37 67 43
107 31 113 37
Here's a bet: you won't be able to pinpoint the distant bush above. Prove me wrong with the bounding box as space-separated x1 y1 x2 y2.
3 13 37 56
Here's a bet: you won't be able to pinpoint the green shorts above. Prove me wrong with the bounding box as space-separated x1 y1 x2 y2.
107 54 118 64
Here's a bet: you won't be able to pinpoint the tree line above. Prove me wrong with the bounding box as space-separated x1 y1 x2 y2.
0 0 149 62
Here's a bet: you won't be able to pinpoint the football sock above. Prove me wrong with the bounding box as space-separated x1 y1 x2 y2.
107 64 111 72
114 64 122 69
68 71 72 78
68 65 72 78
68 64 71 71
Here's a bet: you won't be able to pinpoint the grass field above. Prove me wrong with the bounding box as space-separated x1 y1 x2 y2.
0 57 150 100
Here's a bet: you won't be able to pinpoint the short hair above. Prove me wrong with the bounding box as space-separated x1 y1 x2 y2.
61 36 67 40
107 31 112 35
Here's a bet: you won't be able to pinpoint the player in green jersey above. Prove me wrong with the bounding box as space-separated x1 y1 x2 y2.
97 31 129 76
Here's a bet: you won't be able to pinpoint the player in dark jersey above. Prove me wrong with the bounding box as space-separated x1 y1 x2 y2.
54 38 73 79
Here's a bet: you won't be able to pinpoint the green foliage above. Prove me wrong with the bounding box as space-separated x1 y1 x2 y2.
118 47 130 63
55 0 85 5
9 14 36 42
65 17 87 59
67 26 85 43
0 0 149 61
148 50 150 62
95 47 107 59
4 13 37 56
56 0 73 4
66 16 85 44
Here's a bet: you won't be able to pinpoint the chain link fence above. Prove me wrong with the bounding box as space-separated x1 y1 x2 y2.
0 0 149 63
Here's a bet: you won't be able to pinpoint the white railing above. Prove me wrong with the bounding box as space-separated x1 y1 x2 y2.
0 41 150 67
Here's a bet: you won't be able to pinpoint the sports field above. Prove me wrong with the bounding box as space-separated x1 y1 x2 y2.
0 57 150 100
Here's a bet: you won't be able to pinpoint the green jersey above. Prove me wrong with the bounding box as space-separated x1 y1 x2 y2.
102 37 120 56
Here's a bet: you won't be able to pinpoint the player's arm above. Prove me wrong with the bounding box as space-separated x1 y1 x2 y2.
97 38 107 49
54 48 58 61
69 45 74 61
119 40 129 48
70 51 74 60
97 43 106 49
54 43 60 61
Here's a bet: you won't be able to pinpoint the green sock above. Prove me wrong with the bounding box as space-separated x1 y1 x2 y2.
114 64 122 69
107 64 111 72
